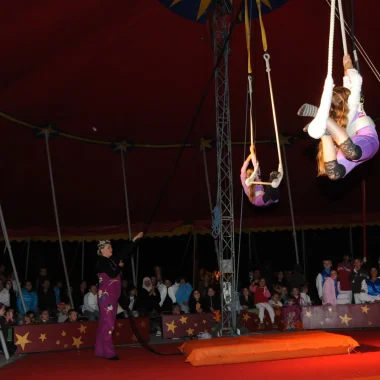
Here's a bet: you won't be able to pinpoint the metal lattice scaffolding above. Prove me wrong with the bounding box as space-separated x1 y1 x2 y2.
213 1 236 334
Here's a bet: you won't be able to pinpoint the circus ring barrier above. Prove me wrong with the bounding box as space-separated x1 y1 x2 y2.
11 318 149 354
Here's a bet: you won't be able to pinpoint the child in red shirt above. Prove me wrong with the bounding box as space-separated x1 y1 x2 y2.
250 278 276 328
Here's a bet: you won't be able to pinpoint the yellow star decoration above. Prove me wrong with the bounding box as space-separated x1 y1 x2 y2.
305 311 312 318
64 344 68 349
61 331 66 337
194 323 198 327
56 340 60 345
15 332 32 351
179 316 188 325
186 328 194 336
117 322 123 328
72 336 83 349
78 324 87 334
38 333 47 343
339 314 352 326
242 313 251 322
368 321 372 326
275 308 282 317
116 332 120 336
328 307 333 312
131 334 138 342
140 320 146 328
166 320 178 334
169 0 213 21
202 320 207 325
361 305 370 314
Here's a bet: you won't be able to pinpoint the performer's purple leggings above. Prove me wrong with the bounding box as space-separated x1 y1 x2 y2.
337 126 379 177
95 273 121 358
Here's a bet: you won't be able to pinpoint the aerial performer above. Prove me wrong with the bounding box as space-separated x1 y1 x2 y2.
298 54 379 180
95 232 143 360
241 145 281 206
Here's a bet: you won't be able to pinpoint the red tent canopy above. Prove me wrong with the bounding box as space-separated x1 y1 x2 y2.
0 0 379 240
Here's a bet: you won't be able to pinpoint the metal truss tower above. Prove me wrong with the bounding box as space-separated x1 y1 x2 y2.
213 0 236 334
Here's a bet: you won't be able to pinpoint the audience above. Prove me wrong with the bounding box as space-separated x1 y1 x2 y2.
17 280 38 318
204 287 221 313
5 280 17 310
250 278 276 328
189 290 206 314
350 257 368 304
38 280 57 313
0 279 10 307
82 285 99 321
240 287 255 310
175 277 192 313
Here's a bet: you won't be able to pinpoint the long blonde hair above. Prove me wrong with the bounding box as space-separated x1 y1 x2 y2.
316 86 351 176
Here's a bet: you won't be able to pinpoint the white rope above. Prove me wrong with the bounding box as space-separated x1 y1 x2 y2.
337 0 348 56
327 0 336 77
120 150 137 287
325 0 380 82
0 204 27 313
43 130 74 309
245 54 283 188
282 143 299 264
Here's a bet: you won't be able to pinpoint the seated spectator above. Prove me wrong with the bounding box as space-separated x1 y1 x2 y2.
359 267 380 303
17 280 38 317
62 286 73 305
198 273 211 298
290 287 304 305
38 308 52 324
189 290 206 314
0 303 17 357
82 285 99 321
35 267 49 293
158 279 178 313
316 259 333 302
239 287 255 310
125 285 139 318
249 278 276 328
7 271 19 296
23 311 36 325
322 269 351 305
53 280 64 306
337 255 354 301
57 303 69 323
275 271 288 288
66 309 78 323
282 297 302 330
172 303 183 315
300 284 312 305
5 280 17 310
280 286 289 304
0 279 9 307
38 280 57 314
272 284 282 294
73 280 87 310
175 277 192 313
269 292 283 307
204 287 221 313
139 277 160 317
5 308 16 327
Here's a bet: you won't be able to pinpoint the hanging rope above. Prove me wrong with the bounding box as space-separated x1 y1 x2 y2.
120 149 137 287
237 0 254 293
244 0 283 189
325 0 380 82
43 130 74 309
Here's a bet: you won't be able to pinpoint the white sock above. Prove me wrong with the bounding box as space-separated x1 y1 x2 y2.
308 76 334 139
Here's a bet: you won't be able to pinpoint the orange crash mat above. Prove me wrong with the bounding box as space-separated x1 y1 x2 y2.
179 331 359 366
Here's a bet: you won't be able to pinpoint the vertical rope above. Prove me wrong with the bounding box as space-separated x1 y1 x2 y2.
0 204 27 313
120 150 136 286
327 0 337 76
281 143 299 264
43 131 74 308
25 237 31 281
337 0 348 55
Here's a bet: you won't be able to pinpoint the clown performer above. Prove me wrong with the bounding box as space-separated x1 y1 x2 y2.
95 233 143 360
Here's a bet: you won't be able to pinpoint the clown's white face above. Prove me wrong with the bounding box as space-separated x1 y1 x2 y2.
101 244 113 258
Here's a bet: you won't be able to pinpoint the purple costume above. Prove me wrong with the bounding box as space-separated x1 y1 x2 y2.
95 241 136 359
240 160 278 207
337 69 379 176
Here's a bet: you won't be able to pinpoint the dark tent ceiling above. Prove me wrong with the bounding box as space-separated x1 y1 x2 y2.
0 0 379 240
